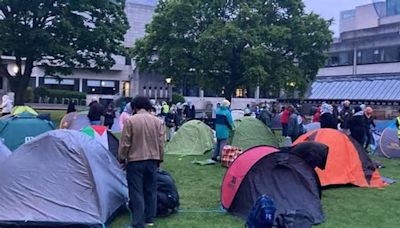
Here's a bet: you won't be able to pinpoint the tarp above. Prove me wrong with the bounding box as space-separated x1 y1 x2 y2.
81 125 119 158
11 106 38 116
0 130 128 227
294 129 386 188
230 117 279 151
0 141 11 164
0 113 55 151
165 120 214 155
60 111 91 130
376 128 400 158
222 144 326 225
305 122 321 132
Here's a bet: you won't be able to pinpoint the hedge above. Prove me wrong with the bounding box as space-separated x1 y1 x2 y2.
34 87 86 101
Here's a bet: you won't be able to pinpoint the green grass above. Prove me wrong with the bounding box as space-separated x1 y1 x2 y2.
45 111 400 228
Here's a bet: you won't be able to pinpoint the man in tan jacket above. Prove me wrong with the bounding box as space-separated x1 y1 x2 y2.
118 96 164 228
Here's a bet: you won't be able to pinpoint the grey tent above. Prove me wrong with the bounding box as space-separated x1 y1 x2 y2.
60 111 91 130
376 128 400 158
0 141 11 164
0 130 128 227
305 122 321 132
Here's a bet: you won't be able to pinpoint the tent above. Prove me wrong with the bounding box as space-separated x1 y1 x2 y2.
376 128 400 158
305 122 321 132
375 120 396 132
81 125 120 157
60 111 91 130
0 113 55 151
0 130 128 227
0 141 11 164
221 144 327 225
165 120 214 155
294 129 386 188
230 117 279 151
231 109 245 121
11 106 38 116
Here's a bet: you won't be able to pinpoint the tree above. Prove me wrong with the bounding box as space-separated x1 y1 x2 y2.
0 0 129 105
133 0 332 99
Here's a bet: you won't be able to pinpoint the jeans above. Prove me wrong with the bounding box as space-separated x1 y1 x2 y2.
90 120 102 126
281 123 288 137
212 139 227 160
127 160 158 228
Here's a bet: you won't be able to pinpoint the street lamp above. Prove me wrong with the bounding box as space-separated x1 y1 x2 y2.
165 77 172 102
7 63 23 77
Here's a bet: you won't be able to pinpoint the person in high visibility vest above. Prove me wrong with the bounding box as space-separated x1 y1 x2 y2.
396 109 400 142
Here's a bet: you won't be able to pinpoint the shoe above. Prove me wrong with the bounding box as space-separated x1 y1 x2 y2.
146 223 155 226
207 159 217 164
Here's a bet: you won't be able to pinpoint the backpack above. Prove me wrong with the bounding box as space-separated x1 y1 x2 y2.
246 195 276 228
276 210 314 228
157 170 180 217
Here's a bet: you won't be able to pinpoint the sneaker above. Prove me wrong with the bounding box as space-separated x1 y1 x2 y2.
207 159 217 164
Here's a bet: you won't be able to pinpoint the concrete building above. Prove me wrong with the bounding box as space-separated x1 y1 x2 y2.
308 0 400 117
0 0 170 103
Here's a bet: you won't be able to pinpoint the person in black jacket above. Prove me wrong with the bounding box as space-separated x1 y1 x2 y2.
88 100 105 125
320 103 337 129
67 101 76 114
349 106 366 146
363 107 376 150
104 102 116 129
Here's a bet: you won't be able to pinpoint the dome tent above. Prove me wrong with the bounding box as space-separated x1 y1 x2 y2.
0 140 11 164
81 125 120 158
0 112 55 151
165 120 214 156
0 130 128 227
376 128 400 159
221 143 328 225
11 106 38 116
60 111 91 130
294 129 386 188
230 117 279 151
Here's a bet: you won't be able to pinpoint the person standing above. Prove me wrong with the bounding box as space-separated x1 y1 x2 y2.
244 104 251 116
87 100 104 125
259 104 273 128
287 105 303 142
67 100 76 114
364 107 376 151
104 102 116 129
211 100 235 162
320 104 337 129
396 109 400 143
339 100 352 134
118 96 164 228
165 105 177 141
119 102 133 131
349 106 366 146
280 106 290 137
0 95 13 116
312 106 321 123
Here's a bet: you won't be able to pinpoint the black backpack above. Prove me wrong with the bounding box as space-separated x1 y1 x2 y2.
157 170 180 217
246 195 276 228
276 210 314 228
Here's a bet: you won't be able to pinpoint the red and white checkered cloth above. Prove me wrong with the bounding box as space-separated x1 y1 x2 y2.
221 145 242 168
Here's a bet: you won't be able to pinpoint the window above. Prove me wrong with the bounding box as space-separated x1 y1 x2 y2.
326 51 353 67
44 78 75 85
87 80 118 95
236 89 244 98
387 0 400 16
125 56 132 66
0 77 3 89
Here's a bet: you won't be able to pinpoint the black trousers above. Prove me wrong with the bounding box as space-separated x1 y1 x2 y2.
127 160 158 228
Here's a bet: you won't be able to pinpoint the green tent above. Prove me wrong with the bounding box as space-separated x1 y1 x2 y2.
230 117 279 151
0 112 55 151
166 120 214 156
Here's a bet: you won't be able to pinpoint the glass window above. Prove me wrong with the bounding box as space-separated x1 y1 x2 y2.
87 80 118 95
326 51 353 66
101 80 115 88
88 80 101 87
125 56 132 66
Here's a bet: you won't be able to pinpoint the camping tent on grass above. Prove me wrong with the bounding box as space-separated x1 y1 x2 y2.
294 129 386 188
60 111 90 130
81 125 120 157
0 130 128 227
0 113 55 151
231 109 245 121
11 106 38 116
376 128 400 158
0 141 11 164
221 143 327 225
305 122 321 132
165 120 214 155
230 117 279 151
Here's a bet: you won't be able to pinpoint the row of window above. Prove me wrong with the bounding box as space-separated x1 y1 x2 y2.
325 46 400 67
39 78 119 95
143 87 170 99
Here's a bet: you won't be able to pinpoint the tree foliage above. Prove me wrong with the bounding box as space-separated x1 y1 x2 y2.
133 0 332 98
0 0 129 104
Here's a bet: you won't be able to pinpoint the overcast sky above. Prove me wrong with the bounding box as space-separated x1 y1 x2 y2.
303 0 373 36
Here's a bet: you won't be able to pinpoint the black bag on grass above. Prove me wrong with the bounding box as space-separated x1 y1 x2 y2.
157 170 180 217
276 210 314 228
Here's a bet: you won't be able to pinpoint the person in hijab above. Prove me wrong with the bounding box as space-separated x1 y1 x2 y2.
119 102 133 130
320 103 337 129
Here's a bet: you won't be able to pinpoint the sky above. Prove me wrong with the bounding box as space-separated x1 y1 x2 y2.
303 0 373 36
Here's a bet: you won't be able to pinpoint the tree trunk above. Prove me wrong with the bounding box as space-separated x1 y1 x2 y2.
9 78 30 106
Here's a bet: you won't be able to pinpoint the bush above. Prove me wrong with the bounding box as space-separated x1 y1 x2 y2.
24 87 34 103
172 93 185 104
34 87 86 103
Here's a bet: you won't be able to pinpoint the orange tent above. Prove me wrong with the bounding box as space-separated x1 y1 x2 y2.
294 129 386 188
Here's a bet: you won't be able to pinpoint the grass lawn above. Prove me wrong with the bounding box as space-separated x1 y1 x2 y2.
44 110 400 228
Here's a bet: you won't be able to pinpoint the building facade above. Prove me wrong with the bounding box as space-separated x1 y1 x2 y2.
309 0 400 114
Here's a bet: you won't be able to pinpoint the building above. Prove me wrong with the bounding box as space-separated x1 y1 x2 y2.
308 0 400 117
0 0 172 103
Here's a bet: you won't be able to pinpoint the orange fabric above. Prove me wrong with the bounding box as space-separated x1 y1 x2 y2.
294 129 386 188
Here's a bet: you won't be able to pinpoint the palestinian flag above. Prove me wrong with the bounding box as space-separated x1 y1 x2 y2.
81 125 119 158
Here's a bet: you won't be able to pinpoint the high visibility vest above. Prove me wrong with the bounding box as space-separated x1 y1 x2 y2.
397 117 400 138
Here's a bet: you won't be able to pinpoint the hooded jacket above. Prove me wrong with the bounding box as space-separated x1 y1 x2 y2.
215 106 235 140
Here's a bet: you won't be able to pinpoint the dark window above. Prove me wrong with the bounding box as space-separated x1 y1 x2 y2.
0 77 3 89
326 51 353 67
387 0 400 16
86 80 119 95
125 56 132 66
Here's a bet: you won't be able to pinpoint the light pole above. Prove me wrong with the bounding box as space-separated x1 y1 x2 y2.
165 77 172 102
